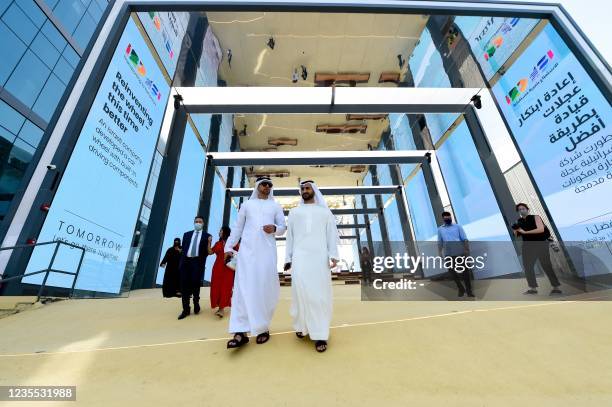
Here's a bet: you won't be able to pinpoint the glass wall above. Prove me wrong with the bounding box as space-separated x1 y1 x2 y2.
436 121 521 278
155 124 207 285
0 0 109 224
388 114 417 179
408 28 459 145
405 169 438 241
204 173 226 281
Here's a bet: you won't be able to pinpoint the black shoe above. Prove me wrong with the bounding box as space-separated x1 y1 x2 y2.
457 288 465 297
194 304 201 314
466 292 475 298
523 289 538 295
550 288 562 295
178 310 190 320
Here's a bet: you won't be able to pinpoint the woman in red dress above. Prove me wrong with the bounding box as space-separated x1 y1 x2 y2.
208 226 237 318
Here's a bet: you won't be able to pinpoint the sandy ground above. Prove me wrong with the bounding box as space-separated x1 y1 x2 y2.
1 285 611 406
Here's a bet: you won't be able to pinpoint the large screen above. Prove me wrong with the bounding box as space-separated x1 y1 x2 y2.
23 18 170 293
137 11 189 79
492 23 612 276
457 16 539 80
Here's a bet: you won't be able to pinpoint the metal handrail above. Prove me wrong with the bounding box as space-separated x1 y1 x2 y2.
0 241 86 301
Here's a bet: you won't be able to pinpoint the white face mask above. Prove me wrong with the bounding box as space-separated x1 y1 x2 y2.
194 223 203 231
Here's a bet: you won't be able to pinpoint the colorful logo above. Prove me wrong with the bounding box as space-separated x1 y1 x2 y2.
125 43 162 101
126 43 146 76
483 17 520 61
505 49 554 104
148 12 161 31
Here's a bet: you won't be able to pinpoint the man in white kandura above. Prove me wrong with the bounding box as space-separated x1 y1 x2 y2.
224 176 286 348
284 180 340 353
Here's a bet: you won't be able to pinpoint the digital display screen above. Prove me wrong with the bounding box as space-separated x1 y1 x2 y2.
458 16 539 80
137 11 189 79
23 18 170 293
492 23 612 276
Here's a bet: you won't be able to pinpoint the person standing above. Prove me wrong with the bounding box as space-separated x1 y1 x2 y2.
437 211 474 298
178 216 212 320
513 203 562 295
359 246 373 283
224 176 286 348
284 180 339 352
160 237 182 298
208 226 236 318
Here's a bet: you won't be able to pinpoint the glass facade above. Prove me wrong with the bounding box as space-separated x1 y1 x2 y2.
0 0 109 224
0 4 609 296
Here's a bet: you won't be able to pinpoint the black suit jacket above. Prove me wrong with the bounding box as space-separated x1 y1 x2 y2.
180 230 211 270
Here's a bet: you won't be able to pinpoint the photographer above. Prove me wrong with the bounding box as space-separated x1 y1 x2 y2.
512 203 562 295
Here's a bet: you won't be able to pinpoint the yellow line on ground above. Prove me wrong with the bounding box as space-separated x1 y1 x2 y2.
0 299 589 358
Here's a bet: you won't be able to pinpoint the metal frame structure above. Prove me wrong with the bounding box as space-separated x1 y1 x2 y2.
227 186 403 197
0 0 609 291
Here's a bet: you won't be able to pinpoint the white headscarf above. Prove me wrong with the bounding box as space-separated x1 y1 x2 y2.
299 180 329 210
249 176 276 200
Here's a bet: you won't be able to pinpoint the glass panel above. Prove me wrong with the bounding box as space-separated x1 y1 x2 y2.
73 12 96 50
1 2 38 45
62 44 80 68
406 169 438 241
17 120 43 148
5 50 51 107
0 100 26 134
30 31 61 70
156 126 206 285
0 21 27 85
53 56 75 85
50 0 86 34
204 174 226 281
15 0 46 28
41 19 67 52
32 73 66 121
435 121 521 278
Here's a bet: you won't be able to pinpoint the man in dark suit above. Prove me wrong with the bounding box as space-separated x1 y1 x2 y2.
178 215 212 320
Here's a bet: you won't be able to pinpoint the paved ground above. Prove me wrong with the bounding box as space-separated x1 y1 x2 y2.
1 285 611 406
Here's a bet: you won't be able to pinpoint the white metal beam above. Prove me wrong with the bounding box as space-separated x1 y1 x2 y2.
209 150 431 166
175 86 481 114
228 185 401 197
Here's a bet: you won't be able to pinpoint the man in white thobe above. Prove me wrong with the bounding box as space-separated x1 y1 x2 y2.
284 180 339 352
224 176 286 348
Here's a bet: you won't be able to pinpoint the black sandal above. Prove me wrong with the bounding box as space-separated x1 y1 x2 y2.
256 331 270 344
227 333 249 349
315 340 327 353
296 332 305 339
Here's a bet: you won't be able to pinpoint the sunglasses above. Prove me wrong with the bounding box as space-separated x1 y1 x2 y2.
260 182 273 187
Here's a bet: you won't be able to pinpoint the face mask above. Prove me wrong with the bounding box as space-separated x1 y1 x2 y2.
194 223 203 231
443 218 452 225
518 209 529 217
